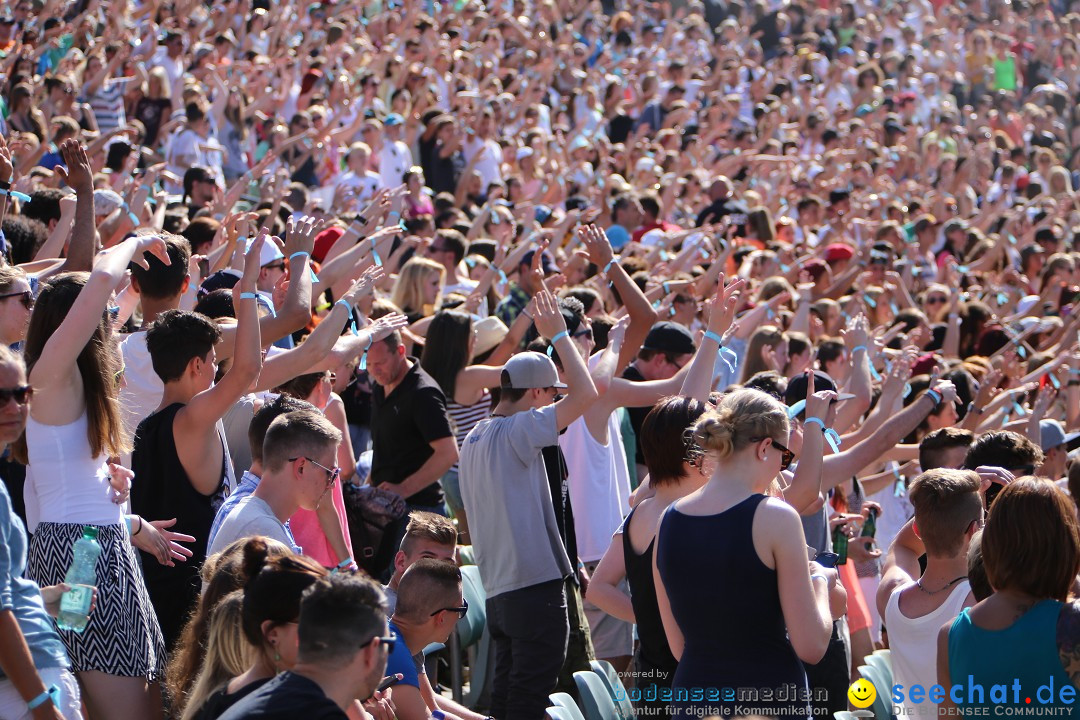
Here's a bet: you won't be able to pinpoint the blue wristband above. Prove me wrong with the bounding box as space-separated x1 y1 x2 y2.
804 416 841 452
239 292 258 301
925 389 942 406
703 330 723 345
371 242 383 267
547 330 569 357
27 686 59 710
359 335 374 370
0 188 31 202
851 345 868 354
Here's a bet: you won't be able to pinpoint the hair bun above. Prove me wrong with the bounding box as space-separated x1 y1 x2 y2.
694 406 737 460
241 537 270 586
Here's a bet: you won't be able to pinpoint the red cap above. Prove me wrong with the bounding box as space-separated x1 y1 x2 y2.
823 243 855 263
313 226 344 264
911 353 938 377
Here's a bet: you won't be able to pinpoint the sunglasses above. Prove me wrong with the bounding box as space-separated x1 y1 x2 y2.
264 262 286 272
361 632 397 653
0 290 33 309
572 327 593 341
430 597 469 618
0 385 32 405
290 456 342 489
926 296 947 305
755 436 794 470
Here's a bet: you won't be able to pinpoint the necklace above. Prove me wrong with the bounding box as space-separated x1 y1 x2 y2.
916 575 967 595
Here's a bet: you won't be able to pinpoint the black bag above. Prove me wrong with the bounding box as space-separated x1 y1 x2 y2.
343 482 407 576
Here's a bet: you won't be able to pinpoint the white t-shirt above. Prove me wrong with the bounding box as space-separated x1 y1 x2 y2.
335 170 380 206
378 141 413 190
463 136 503 189
207 495 293 557
119 330 163 449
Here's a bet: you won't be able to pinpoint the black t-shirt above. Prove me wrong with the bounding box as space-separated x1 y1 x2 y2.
543 443 579 573
696 197 749 236
429 144 464 195
621 365 651 467
217 672 347 720
370 358 453 507
192 678 269 720
607 114 634 145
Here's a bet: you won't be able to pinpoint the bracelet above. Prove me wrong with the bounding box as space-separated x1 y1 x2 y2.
810 574 828 583
371 241 383 267
356 215 368 226
803 416 841 452
703 330 723 345
133 516 143 536
521 308 534 320
851 344 868 354
121 202 140 226
336 557 355 569
547 330 569 357
967 402 984 416
289 251 310 262
0 179 10 190
662 281 671 295
359 334 374 371
335 298 354 312
27 686 59 710
0 188 31 202
925 388 943 406
238 291 258 301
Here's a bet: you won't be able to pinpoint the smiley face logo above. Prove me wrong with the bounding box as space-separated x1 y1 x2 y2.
848 679 877 709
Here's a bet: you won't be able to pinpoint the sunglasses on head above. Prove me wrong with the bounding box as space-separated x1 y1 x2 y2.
430 597 469 618
0 385 32 405
0 290 33 309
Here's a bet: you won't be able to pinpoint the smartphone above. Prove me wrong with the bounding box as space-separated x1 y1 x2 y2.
376 675 402 692
815 551 840 568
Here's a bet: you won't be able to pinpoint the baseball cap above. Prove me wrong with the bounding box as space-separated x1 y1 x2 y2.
642 321 696 356
384 113 404 127
823 243 854 263
943 219 968 235
501 351 567 389
838 47 854 57
198 269 242 298
1039 420 1080 452
250 236 285 268
784 371 857 409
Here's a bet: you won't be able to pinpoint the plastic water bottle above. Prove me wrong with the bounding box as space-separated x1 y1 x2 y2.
57 526 100 633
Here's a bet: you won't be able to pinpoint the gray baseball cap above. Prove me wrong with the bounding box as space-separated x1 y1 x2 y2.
501 351 567 390
1039 420 1080 452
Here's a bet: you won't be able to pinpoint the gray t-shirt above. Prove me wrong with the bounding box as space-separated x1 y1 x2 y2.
208 495 293 557
459 406 573 597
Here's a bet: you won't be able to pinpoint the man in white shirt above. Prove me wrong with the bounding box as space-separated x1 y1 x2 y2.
378 114 413 190
878 469 981 718
209 409 342 556
166 103 223 194
462 109 502 189
150 30 186 103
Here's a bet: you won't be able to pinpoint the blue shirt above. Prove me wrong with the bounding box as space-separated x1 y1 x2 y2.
384 621 422 689
207 471 300 554
0 478 69 676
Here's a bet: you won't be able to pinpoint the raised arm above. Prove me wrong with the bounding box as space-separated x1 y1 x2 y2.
681 275 742 402
30 234 170 390
532 289 599 431
178 231 265 431
52 140 97 273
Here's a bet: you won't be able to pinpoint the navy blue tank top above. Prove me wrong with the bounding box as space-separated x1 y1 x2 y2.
656 493 809 718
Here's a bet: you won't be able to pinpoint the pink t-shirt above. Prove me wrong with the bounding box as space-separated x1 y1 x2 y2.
288 479 352 568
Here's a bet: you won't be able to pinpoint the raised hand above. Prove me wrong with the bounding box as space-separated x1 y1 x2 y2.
706 274 744 340
129 234 172 270
344 265 384 304
0 134 13 184
805 369 838 422
367 313 409 343
54 139 94 192
241 229 269 290
532 289 567 340
285 214 324 258
578 223 613 270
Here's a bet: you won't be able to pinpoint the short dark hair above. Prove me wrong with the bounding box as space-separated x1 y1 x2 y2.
920 428 975 471
964 431 1044 473
248 396 317 463
129 233 191 300
262 410 342 473
434 229 467 265
641 396 708 484
193 288 236 320
908 468 983 556
297 573 387 664
21 188 63 227
394 558 462 622
145 310 222 382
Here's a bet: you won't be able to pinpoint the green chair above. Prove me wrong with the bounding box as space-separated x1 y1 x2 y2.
589 660 634 720
574 671 622 720
459 565 492 708
858 664 893 720
549 692 588 720
865 652 893 692
547 707 576 720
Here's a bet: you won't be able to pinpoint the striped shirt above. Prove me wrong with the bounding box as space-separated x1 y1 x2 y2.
447 390 491 473
84 77 132 134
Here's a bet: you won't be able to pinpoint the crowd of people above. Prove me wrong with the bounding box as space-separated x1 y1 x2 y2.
2 0 1080 718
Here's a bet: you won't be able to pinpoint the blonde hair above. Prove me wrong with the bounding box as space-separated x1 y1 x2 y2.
693 388 790 461
179 592 254 720
148 67 171 100
740 326 786 383
391 257 446 318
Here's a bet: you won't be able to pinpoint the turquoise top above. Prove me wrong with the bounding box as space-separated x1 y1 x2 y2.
948 601 1075 710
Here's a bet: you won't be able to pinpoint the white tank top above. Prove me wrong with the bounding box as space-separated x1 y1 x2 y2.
885 579 971 717
23 413 123 532
560 411 632 563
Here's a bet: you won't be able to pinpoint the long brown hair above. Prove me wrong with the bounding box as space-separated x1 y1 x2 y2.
13 272 128 463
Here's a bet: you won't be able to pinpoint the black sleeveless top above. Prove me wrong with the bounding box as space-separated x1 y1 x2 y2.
130 403 230 646
622 505 677 679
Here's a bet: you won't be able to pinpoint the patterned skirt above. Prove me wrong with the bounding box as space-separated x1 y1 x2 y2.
26 522 166 679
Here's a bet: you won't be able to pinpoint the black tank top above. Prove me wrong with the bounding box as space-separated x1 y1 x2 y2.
622 506 678 677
